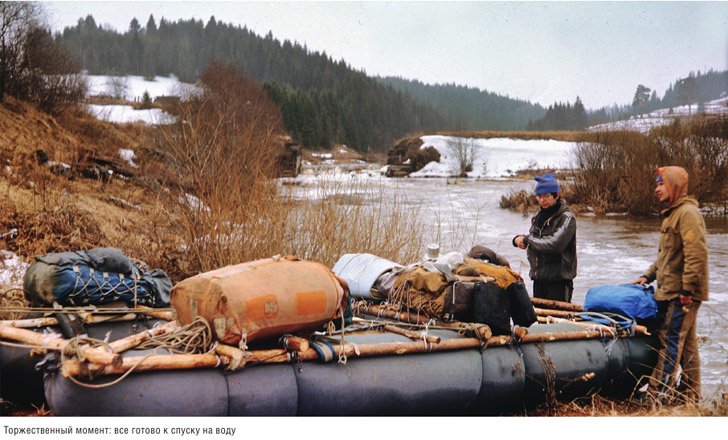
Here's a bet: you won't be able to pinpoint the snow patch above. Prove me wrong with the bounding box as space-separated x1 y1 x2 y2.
119 149 137 168
410 135 575 178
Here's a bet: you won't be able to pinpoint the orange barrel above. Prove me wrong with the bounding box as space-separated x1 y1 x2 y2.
170 256 347 345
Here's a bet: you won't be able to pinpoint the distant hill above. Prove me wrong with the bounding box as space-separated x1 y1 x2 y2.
377 76 546 131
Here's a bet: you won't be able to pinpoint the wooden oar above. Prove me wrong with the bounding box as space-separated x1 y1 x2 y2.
0 323 121 368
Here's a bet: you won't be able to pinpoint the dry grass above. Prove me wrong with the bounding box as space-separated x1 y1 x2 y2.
523 390 728 416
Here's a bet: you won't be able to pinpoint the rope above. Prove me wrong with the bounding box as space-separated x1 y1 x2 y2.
0 288 30 320
136 316 213 354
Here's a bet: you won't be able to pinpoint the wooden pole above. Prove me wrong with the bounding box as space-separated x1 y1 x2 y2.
78 309 175 324
354 303 491 339
352 316 442 343
0 323 121 368
487 330 607 346
537 316 615 335
530 297 585 312
533 307 574 319
382 324 442 344
537 314 650 336
0 317 59 328
281 335 309 352
108 321 179 353
61 353 222 377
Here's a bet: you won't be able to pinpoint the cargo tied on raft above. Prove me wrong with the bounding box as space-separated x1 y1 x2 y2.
1 246 660 416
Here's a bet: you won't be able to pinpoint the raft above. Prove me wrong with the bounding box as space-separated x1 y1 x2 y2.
1 316 656 416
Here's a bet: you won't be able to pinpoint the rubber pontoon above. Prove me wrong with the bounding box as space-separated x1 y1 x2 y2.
0 318 656 416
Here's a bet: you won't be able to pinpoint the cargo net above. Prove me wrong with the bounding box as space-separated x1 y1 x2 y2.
62 266 155 307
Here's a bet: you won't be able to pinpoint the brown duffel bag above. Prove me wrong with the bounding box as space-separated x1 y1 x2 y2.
170 255 348 346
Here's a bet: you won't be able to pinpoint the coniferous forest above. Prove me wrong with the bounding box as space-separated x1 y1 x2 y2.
56 15 728 150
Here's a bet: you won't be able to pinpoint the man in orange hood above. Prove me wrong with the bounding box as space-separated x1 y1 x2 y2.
633 166 709 403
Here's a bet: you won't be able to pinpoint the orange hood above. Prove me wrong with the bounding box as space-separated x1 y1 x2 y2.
657 166 689 206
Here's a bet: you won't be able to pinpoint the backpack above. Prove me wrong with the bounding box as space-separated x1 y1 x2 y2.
583 284 658 326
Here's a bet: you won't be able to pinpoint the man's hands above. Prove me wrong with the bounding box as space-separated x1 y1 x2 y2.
632 276 649 285
513 235 527 249
679 289 693 305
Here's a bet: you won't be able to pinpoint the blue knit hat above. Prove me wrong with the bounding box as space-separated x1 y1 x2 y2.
534 174 560 195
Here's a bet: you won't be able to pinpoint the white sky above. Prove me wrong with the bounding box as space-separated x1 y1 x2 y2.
42 1 728 110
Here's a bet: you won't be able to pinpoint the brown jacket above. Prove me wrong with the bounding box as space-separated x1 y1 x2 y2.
644 195 709 302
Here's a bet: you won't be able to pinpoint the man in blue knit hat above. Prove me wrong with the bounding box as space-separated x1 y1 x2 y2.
512 173 577 302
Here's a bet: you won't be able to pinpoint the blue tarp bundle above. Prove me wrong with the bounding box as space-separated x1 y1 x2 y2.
584 283 658 325
23 247 171 307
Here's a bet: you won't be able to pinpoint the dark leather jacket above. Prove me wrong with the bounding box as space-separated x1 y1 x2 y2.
523 199 577 281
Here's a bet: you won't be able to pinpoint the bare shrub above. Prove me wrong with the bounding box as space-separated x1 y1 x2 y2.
447 137 476 177
105 76 129 100
156 61 285 274
1 3 87 114
154 61 426 275
569 116 728 215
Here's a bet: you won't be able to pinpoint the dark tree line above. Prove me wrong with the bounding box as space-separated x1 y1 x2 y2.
526 97 588 131
377 77 547 131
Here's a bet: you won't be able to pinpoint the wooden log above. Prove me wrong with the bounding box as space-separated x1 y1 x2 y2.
352 317 442 343
537 314 650 336
537 316 616 335
530 297 585 312
487 330 607 346
78 308 175 324
214 343 247 369
455 275 496 283
354 303 490 339
533 307 574 318
61 353 222 378
383 324 442 344
0 317 59 328
108 321 179 353
0 323 121 368
132 307 176 321
281 335 309 352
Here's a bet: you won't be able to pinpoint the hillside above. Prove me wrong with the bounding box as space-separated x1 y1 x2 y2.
0 97 185 280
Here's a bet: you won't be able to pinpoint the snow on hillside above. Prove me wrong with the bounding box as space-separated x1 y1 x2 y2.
85 74 197 101
410 135 575 178
588 96 728 133
84 74 198 125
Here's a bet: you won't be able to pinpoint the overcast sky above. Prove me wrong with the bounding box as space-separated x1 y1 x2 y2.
43 1 728 110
